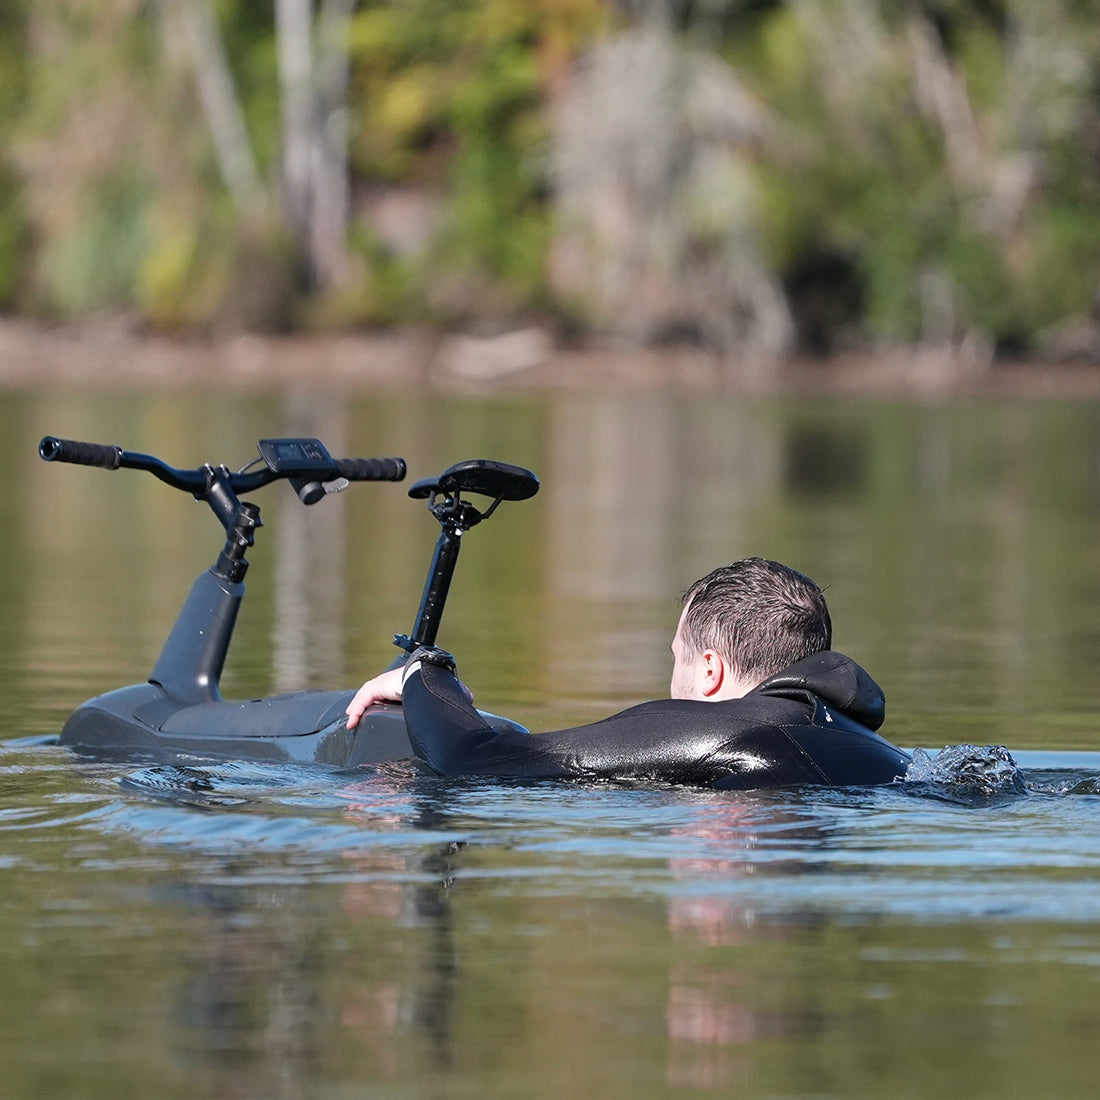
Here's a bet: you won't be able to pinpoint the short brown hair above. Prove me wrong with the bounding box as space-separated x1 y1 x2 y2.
680 558 832 680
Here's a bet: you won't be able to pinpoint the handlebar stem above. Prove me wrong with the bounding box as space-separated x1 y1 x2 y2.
203 466 263 584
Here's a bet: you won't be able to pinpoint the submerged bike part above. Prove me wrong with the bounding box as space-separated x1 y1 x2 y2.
40 435 406 705
395 459 539 654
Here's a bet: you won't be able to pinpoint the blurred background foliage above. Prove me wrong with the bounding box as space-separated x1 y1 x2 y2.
2 0 1099 363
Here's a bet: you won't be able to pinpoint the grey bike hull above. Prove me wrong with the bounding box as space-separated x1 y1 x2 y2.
59 683 524 766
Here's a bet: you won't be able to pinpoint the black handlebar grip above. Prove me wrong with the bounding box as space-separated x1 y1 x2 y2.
333 457 407 482
39 436 122 470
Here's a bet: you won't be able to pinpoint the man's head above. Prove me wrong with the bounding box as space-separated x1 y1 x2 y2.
670 558 832 700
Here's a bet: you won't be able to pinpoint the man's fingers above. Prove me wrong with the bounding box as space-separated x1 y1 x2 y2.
346 687 375 729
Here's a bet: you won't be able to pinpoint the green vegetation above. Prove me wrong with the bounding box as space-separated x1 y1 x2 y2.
3 1 1099 363
742 0 1100 354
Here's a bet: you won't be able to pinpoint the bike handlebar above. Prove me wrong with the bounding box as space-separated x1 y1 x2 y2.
39 435 406 496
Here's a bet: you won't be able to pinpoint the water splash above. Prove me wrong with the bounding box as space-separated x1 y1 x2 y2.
903 744 1028 800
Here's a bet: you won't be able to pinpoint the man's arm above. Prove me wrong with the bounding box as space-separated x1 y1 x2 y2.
349 653 908 789
397 655 583 777
398 652 732 783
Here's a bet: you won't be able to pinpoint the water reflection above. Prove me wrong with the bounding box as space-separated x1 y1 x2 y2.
173 882 317 1096
783 418 869 497
663 796 803 1091
662 780 952 1091
152 767 1061 1097
154 771 474 1095
103 752 832 1094
9 721 1100 1099
11 383 1100 1100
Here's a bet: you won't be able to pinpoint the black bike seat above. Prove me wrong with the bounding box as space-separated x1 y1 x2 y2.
408 459 539 502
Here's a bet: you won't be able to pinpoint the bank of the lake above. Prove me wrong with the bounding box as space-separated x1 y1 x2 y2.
3 316 1100 398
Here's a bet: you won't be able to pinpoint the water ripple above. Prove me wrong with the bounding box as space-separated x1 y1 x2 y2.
7 740 1100 920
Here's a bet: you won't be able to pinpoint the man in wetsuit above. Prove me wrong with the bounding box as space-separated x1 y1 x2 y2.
346 557 910 790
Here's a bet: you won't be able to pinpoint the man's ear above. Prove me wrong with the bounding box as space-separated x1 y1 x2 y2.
700 649 725 698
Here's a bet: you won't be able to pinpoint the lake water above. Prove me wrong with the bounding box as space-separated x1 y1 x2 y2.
4 384 1100 1097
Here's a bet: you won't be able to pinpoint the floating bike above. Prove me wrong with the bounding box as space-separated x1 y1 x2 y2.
38 435 539 764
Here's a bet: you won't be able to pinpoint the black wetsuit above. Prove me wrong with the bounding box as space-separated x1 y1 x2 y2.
400 650 911 790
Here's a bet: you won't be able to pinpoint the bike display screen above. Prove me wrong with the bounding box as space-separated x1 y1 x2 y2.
258 438 335 473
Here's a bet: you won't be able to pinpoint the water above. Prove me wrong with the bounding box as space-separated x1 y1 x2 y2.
4 385 1100 1097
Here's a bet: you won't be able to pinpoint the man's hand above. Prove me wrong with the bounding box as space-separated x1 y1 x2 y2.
346 667 404 729
346 653 474 730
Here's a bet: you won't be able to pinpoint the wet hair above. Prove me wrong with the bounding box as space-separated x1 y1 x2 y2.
680 558 832 680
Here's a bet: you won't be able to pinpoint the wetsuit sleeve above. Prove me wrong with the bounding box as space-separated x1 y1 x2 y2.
401 661 594 779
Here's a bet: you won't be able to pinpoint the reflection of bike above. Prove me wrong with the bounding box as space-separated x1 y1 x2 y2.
38 435 539 764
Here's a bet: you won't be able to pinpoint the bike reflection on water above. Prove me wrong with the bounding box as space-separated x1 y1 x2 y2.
155 767 468 1094
139 765 827 1096
344 827 466 1072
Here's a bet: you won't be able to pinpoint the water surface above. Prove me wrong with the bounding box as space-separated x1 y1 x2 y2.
3 387 1100 1098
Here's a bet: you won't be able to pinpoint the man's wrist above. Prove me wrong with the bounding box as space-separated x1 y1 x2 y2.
402 645 457 685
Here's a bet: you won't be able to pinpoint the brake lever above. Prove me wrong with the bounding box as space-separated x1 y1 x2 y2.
290 476 350 505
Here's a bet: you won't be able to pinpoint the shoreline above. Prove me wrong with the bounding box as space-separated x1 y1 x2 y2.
2 315 1099 398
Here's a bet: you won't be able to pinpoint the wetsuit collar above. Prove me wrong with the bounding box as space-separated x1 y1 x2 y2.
751 651 886 731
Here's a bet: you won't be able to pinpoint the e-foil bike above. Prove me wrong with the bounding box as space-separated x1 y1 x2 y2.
38 434 539 765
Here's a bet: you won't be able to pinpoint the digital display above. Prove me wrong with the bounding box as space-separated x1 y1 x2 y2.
258 438 334 472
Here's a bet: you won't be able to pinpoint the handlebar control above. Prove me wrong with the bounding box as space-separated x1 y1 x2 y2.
39 436 122 470
257 438 335 474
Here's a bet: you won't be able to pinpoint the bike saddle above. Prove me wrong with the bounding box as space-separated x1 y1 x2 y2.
408 459 539 503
